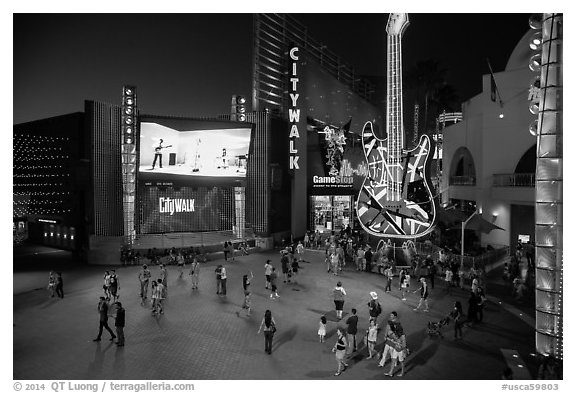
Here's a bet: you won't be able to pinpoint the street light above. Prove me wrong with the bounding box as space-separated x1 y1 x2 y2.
461 210 479 267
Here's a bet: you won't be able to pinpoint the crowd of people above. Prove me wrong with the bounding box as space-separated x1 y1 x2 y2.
40 224 545 378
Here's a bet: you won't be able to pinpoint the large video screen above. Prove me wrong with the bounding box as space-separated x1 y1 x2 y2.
138 117 253 187
138 186 235 234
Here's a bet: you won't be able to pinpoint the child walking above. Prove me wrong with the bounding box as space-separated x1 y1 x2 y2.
366 319 379 359
318 316 327 343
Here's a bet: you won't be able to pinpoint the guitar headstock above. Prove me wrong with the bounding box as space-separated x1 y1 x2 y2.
386 13 409 36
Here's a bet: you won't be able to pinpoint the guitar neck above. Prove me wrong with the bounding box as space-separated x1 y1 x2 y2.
387 32 405 202
387 33 404 155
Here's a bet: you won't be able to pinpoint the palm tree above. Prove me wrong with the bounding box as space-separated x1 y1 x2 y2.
406 59 458 146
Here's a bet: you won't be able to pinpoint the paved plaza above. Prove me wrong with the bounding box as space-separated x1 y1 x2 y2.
14 246 539 380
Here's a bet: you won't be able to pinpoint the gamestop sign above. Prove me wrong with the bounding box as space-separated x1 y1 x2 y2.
159 198 195 215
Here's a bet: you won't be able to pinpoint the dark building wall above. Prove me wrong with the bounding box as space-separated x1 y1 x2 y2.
85 100 124 237
13 112 89 251
510 204 535 246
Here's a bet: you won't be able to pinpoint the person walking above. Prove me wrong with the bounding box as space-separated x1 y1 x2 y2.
318 316 327 343
345 308 359 355
400 269 410 300
236 272 253 317
332 327 349 376
451 301 464 340
333 281 346 320
444 266 453 294
269 267 280 299
156 279 165 315
151 280 160 315
109 270 120 303
47 271 57 298
385 265 394 292
257 309 277 354
138 264 151 305
159 264 168 298
291 257 300 284
93 297 116 342
176 252 185 278
102 270 111 299
413 277 430 312
366 318 379 359
220 265 228 296
189 257 200 290
368 291 382 324
477 287 487 322
378 311 402 367
356 247 365 271
328 251 338 276
384 321 407 377
296 241 305 263
215 265 223 295
55 272 64 298
264 260 273 290
113 302 126 347
281 249 291 283
365 246 373 273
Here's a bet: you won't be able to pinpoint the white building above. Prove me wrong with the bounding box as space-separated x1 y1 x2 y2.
442 29 538 250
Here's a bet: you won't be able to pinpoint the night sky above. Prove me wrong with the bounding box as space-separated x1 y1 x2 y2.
13 13 530 125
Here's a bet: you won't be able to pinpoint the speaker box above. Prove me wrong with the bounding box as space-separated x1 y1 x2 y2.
169 153 176 166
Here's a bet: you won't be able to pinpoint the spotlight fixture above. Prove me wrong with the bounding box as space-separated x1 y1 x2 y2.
231 95 247 122
530 31 543 50
529 53 542 72
529 102 540 115
529 13 543 30
529 119 538 136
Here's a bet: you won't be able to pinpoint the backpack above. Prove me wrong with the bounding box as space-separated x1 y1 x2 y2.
376 302 382 315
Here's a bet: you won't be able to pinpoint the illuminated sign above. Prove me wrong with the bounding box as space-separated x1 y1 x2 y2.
37 218 58 224
159 198 195 215
289 47 300 170
313 176 353 184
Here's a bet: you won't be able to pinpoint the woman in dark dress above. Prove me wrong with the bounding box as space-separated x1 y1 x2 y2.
257 309 277 354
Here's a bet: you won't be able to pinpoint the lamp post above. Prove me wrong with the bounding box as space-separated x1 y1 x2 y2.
461 210 479 268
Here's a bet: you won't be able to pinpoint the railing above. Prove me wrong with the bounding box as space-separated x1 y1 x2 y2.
133 228 256 250
450 175 476 185
493 173 535 187
413 241 509 271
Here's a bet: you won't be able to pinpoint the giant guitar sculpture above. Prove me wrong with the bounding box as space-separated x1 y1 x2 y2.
355 13 436 238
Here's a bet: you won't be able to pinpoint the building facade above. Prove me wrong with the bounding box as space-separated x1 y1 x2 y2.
442 29 538 250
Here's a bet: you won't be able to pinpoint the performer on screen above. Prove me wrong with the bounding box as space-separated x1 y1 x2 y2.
218 147 228 169
152 139 172 169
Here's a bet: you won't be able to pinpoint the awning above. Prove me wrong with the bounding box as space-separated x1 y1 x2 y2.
435 206 467 226
450 214 505 234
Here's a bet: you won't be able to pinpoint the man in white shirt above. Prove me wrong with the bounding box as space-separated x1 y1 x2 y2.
296 241 305 263
220 266 227 296
264 260 273 289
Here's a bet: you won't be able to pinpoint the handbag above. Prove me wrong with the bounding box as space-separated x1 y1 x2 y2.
271 322 277 333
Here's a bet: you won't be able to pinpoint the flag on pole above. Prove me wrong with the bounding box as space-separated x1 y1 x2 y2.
486 58 503 107
490 73 497 102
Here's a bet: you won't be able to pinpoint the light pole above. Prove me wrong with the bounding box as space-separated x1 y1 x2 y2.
461 210 479 268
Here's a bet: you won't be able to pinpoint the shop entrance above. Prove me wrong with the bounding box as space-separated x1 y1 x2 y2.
310 195 353 234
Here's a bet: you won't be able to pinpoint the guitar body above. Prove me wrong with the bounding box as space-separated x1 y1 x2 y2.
356 122 436 238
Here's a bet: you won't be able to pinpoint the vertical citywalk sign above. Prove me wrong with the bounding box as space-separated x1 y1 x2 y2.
289 46 300 170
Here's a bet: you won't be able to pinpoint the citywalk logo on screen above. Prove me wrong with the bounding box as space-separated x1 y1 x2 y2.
159 197 195 215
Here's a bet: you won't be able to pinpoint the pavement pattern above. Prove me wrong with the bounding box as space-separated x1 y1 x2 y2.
13 247 539 380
